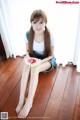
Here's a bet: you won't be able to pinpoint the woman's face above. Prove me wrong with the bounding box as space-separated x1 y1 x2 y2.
31 18 46 34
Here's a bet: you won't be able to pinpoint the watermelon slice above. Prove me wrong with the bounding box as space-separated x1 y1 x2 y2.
24 57 39 68
27 58 37 64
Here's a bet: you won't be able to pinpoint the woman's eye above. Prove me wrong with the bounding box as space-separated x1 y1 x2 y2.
33 21 36 24
40 22 43 24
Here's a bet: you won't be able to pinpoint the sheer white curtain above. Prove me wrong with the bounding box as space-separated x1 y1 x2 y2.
0 0 15 58
0 0 80 72
73 8 80 72
0 0 26 58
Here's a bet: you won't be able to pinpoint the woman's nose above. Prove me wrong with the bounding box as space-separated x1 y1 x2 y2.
35 24 41 28
36 23 40 26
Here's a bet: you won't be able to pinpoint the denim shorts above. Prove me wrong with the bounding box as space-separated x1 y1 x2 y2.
29 51 57 72
44 56 57 72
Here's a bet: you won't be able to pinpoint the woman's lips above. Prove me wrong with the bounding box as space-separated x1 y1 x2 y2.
36 29 41 31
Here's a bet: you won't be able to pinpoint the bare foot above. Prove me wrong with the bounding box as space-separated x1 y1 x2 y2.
15 97 27 114
15 104 23 114
18 100 32 118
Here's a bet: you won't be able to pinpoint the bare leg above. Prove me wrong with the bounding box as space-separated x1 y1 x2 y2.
16 64 30 114
18 68 39 118
18 62 51 118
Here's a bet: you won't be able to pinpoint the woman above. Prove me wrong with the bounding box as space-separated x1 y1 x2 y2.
16 9 57 118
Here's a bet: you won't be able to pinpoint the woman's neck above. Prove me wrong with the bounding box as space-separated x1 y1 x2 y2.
34 33 44 42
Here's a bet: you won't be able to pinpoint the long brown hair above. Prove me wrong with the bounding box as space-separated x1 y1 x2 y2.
28 10 52 58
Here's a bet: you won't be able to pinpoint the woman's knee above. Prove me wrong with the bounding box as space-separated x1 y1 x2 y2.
24 64 30 69
30 67 39 75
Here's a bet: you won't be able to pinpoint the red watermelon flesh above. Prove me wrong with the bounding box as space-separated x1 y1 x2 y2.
27 58 37 64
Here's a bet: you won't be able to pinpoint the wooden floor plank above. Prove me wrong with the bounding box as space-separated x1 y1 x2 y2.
28 66 59 120
0 58 23 111
0 58 11 76
0 58 80 120
74 73 80 120
0 57 22 91
58 67 80 120
1 71 46 120
2 80 21 119
43 66 70 120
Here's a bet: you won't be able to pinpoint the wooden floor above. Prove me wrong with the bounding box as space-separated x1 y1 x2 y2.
0 57 80 120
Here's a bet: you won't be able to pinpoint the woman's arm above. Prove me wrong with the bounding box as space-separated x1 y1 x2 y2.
41 46 54 64
26 43 30 58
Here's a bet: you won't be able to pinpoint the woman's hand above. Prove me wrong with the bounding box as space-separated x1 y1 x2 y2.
40 55 53 64
24 57 41 68
37 59 42 64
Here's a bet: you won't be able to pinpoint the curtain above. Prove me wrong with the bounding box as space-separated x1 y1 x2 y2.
0 0 80 72
0 0 15 58
73 8 80 72
0 0 26 58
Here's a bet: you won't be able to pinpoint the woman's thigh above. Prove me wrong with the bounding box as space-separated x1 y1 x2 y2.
37 61 51 73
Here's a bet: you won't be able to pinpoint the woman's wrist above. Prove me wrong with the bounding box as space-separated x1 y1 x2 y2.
41 55 53 63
